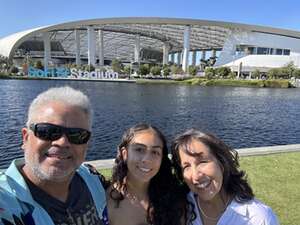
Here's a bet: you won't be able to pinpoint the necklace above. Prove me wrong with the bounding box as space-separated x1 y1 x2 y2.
124 189 149 210
196 195 231 221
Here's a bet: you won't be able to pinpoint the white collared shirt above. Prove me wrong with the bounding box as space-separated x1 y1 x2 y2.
187 191 280 225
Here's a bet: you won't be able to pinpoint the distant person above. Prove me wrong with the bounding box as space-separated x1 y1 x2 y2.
107 123 186 225
171 128 280 225
0 86 108 225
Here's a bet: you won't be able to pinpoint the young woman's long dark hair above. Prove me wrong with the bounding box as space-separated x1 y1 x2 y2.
110 123 187 225
171 128 254 203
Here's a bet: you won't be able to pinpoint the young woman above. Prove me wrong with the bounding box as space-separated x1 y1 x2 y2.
171 128 279 225
107 123 186 225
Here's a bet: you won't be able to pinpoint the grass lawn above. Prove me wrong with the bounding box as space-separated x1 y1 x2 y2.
239 152 300 225
99 152 300 225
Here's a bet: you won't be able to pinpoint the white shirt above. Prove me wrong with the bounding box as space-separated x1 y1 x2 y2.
187 191 280 225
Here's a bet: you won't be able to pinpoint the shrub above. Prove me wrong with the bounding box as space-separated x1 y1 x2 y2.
267 68 281 79
170 65 183 74
123 65 131 75
204 67 215 79
34 60 44 70
9 66 19 74
111 59 123 73
215 67 231 78
150 66 162 76
293 69 300 79
162 66 171 76
252 69 260 79
139 64 150 75
188 66 198 76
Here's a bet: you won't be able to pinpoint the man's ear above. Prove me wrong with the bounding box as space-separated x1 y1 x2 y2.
121 147 128 161
21 127 29 150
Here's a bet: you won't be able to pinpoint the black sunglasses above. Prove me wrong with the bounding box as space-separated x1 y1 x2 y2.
29 123 91 145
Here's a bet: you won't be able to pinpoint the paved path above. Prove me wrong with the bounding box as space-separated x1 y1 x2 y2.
87 143 300 169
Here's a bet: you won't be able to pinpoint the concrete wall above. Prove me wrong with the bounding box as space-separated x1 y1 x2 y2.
215 30 300 69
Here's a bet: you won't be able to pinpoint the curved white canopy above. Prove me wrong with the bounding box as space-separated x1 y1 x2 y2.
1 17 300 61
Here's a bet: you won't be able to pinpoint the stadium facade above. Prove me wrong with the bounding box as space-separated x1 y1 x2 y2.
1 17 300 75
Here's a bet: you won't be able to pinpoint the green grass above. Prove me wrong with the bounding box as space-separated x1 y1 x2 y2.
181 78 292 88
239 152 300 225
100 152 300 225
136 78 293 88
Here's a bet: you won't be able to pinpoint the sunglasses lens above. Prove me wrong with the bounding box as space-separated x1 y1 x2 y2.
31 123 91 145
66 128 91 144
35 124 62 141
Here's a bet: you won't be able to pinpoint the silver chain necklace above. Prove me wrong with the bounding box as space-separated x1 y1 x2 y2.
195 194 231 221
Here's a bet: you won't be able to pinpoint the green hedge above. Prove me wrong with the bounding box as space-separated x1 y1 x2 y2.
180 78 292 88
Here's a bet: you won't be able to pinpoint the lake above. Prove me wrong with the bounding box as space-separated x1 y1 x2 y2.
0 79 299 169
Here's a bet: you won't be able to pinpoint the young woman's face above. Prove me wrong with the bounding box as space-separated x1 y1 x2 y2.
122 129 163 184
178 139 224 202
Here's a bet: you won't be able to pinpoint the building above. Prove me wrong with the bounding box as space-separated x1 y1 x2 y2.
1 17 300 74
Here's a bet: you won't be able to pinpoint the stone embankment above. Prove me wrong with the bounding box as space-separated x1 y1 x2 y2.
87 144 300 169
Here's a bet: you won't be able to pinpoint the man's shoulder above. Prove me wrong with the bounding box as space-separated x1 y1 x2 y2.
79 163 110 189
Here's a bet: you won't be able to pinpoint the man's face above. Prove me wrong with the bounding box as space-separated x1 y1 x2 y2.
22 101 90 183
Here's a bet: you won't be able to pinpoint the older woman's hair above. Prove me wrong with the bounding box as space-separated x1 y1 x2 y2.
26 86 92 128
110 123 187 225
171 128 254 203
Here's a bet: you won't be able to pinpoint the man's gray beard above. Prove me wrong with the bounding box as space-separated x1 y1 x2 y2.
24 154 77 182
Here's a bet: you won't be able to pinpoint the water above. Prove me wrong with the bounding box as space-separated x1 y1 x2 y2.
0 79 299 169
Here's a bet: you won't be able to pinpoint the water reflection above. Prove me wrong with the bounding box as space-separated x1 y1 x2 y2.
0 80 299 168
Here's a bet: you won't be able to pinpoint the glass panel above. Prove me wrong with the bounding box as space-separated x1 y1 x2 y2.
248 47 254 54
283 49 290 55
276 49 283 55
257 47 268 55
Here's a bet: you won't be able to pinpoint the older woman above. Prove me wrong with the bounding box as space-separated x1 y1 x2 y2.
171 128 279 225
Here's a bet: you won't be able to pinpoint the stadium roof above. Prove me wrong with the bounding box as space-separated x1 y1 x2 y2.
1 17 300 61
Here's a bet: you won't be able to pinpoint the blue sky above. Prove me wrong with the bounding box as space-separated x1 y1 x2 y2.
1 0 300 38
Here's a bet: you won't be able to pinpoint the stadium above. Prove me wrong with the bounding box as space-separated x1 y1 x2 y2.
1 17 300 76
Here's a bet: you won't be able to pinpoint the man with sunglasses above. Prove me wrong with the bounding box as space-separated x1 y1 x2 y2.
0 86 108 225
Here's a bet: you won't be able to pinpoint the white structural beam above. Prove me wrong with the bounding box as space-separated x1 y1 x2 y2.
134 35 140 63
75 29 81 65
170 53 175 63
212 49 216 58
87 26 96 66
177 52 181 65
43 32 51 71
98 30 104 66
182 26 191 73
163 42 170 65
201 50 206 60
192 51 197 66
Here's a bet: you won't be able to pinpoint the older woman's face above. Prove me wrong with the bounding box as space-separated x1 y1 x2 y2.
178 139 224 202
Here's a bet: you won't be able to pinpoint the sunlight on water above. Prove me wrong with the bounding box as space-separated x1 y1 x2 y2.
0 80 299 168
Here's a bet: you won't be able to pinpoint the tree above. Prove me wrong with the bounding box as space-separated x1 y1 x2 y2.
162 65 171 77
267 68 280 79
9 66 19 74
215 67 231 78
0 55 9 72
293 69 300 79
280 62 295 79
139 64 150 75
170 65 183 75
188 66 198 76
150 66 161 76
252 69 261 79
35 60 44 70
123 65 131 75
204 67 215 79
111 59 123 73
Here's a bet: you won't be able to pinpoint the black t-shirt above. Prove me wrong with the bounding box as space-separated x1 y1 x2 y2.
24 173 104 225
